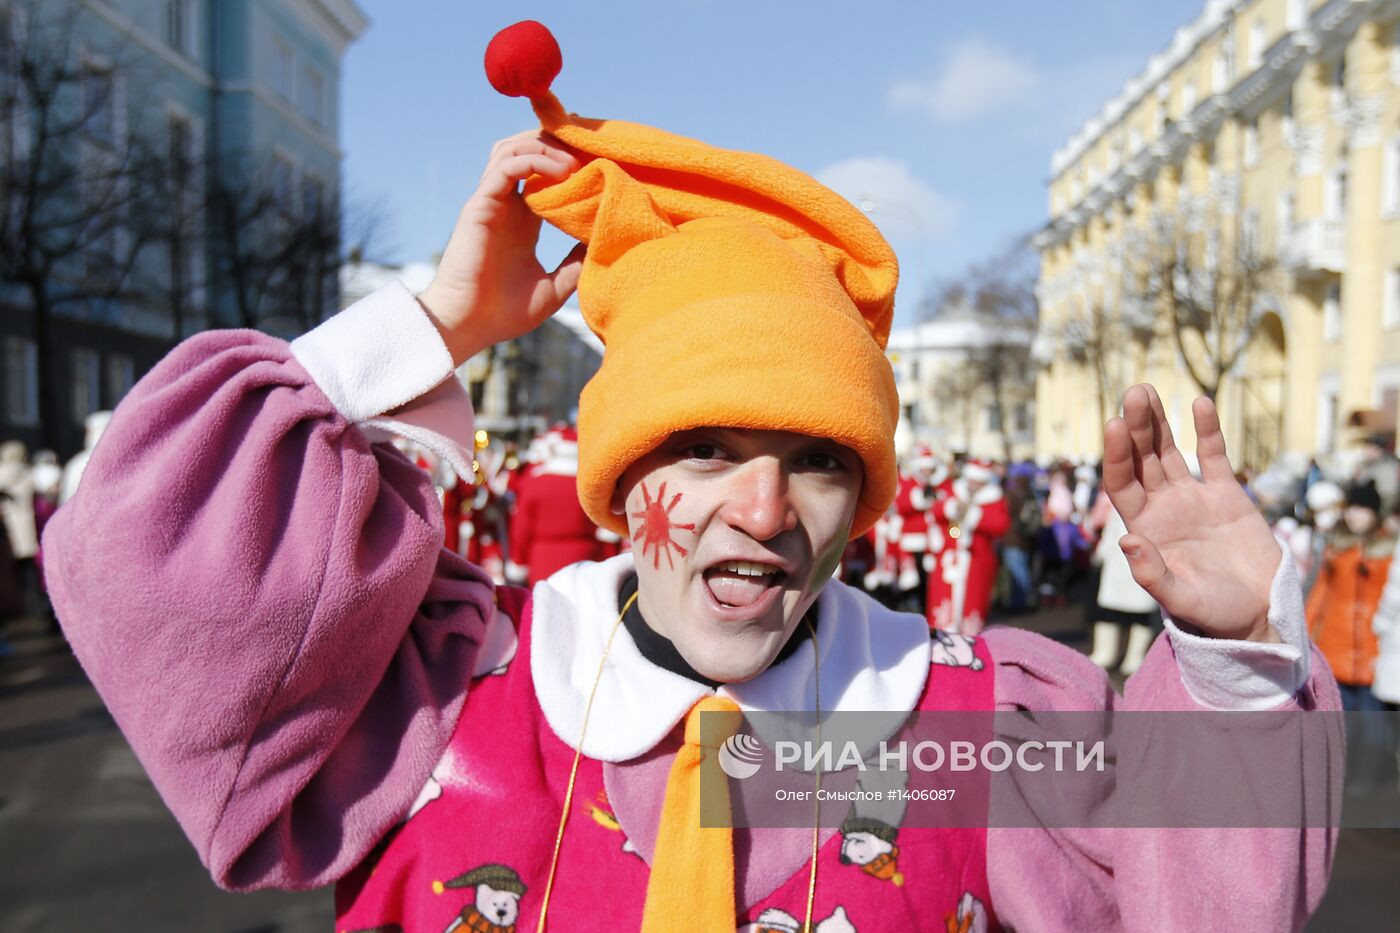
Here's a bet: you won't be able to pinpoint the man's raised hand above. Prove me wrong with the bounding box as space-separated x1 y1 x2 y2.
1101 384 1282 644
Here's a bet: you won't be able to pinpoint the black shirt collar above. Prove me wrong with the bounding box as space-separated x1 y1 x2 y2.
617 572 815 689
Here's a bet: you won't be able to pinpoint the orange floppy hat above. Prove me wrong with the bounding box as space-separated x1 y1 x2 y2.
484 21 901 538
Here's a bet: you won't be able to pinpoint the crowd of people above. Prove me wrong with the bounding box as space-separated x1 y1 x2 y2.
6 408 1400 731
837 451 1167 672
0 412 110 650
364 417 1393 720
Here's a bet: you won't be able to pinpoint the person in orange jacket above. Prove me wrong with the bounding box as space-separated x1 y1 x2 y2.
1306 480 1393 711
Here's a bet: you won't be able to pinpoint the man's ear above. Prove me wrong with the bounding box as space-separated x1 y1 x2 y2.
610 480 628 516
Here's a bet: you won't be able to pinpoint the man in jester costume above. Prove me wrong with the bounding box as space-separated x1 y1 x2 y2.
44 21 1338 932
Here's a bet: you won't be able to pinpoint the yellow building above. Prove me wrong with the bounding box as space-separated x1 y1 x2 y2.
1036 0 1400 470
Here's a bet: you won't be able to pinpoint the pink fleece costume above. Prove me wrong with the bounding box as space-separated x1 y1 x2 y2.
43 282 1339 931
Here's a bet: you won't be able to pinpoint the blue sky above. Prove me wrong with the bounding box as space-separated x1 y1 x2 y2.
343 0 1204 328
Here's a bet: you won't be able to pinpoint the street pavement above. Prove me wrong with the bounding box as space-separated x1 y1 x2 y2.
0 601 1394 931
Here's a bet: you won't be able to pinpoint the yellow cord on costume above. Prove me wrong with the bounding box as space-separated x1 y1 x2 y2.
536 591 637 933
801 614 821 933
537 596 825 931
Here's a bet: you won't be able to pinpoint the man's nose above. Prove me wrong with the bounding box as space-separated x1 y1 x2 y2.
721 457 797 541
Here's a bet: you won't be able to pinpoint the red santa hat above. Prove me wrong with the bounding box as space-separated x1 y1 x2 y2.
909 443 938 472
961 458 996 484
537 424 580 476
551 424 579 461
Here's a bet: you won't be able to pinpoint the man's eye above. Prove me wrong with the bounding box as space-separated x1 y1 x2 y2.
802 453 845 471
686 444 719 460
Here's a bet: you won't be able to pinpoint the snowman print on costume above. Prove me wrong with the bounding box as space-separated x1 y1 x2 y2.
930 630 984 671
433 863 527 933
585 789 644 859
741 905 858 932
838 815 904 886
944 891 989 933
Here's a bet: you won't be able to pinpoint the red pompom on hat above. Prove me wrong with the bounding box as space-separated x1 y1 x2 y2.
484 20 562 99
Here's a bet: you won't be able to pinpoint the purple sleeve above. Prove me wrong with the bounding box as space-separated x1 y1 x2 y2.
43 313 495 891
982 553 1341 931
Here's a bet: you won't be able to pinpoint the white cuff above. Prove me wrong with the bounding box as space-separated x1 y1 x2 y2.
1163 542 1311 711
290 281 476 481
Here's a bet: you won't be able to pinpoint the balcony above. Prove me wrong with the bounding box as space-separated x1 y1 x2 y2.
1283 218 1345 277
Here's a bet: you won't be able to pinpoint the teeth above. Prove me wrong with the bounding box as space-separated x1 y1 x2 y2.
716 560 779 577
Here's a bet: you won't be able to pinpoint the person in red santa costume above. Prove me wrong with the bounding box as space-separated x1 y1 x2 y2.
506 425 605 586
892 446 947 609
927 459 1010 636
461 441 511 583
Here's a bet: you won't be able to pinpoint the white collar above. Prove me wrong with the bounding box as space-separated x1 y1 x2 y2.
530 554 931 762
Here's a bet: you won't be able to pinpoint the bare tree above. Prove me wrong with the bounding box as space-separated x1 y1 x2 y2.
1053 301 1117 435
0 2 162 448
1052 295 1163 434
930 357 980 453
1127 207 1279 402
210 159 383 333
926 237 1039 461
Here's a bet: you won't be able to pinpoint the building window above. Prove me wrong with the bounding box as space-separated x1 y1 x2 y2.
1213 38 1235 93
1325 166 1347 220
1242 208 1260 250
1287 0 1307 30
272 153 295 206
1386 137 1400 215
1276 190 1295 252
1129 126 1142 154
1386 269 1400 330
1323 283 1342 343
302 172 324 220
105 353 134 405
301 66 325 126
1181 80 1197 116
1392 21 1400 85
1331 53 1346 109
273 38 294 101
1281 88 1295 147
166 0 196 58
1014 402 1031 435
168 112 199 297
0 7 13 77
70 348 101 423
82 64 116 147
0 6 25 163
1248 20 1266 71
986 404 1002 432
1317 383 1338 453
3 336 39 427
1244 119 1259 168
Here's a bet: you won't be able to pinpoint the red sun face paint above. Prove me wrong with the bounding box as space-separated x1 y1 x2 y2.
631 481 696 570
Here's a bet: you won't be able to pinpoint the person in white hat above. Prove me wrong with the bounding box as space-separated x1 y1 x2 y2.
926 459 1009 635
1292 480 1345 596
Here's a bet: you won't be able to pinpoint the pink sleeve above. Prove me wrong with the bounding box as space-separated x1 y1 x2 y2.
42 283 496 892
982 554 1341 932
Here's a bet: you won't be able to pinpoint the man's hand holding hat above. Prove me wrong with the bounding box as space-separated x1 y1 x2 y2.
417 130 587 368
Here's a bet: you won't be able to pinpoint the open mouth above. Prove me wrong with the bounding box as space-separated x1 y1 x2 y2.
702 560 788 610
